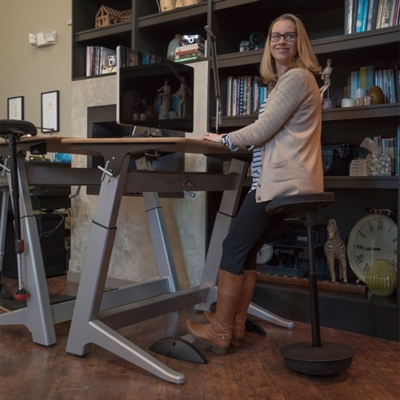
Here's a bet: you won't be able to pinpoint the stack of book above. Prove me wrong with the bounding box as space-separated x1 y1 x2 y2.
174 43 205 62
349 159 368 176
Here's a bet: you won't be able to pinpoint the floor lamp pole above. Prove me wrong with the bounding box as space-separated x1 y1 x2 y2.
205 26 222 134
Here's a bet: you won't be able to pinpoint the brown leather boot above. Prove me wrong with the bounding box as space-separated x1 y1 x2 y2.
186 270 243 355
204 269 257 346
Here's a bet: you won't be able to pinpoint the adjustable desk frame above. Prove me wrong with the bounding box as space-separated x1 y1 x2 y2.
0 138 293 384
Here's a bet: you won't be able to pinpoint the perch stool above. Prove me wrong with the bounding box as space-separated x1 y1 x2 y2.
264 192 356 376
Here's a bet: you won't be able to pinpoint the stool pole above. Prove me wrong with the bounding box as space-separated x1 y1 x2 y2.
306 213 321 347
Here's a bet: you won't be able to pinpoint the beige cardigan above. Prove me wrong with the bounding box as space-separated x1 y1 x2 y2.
230 68 324 202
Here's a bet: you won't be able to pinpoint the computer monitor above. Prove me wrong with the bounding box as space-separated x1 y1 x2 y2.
116 46 194 133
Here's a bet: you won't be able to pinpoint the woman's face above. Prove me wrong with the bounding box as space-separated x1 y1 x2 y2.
269 19 298 72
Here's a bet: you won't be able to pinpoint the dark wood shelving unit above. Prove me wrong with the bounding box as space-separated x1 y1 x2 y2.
72 0 400 340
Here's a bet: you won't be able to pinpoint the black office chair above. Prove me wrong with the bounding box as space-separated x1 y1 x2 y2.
0 120 37 301
265 192 356 376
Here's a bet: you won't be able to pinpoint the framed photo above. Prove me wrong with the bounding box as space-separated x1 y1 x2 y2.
41 90 59 133
7 96 24 120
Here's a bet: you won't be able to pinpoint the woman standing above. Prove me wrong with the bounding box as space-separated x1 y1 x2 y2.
186 14 324 355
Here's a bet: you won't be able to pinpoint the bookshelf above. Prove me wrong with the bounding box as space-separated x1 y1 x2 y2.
72 0 400 340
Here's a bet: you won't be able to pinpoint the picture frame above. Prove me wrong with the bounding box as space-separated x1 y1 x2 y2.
41 90 60 133
7 96 24 120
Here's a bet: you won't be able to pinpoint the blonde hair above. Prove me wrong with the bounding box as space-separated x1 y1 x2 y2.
259 14 321 84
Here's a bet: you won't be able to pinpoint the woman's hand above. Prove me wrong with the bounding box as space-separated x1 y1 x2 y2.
203 132 223 143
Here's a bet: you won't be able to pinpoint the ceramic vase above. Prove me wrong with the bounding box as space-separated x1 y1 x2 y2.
167 34 181 61
366 259 397 296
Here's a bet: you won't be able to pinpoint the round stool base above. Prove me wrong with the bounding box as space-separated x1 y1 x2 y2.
279 342 356 376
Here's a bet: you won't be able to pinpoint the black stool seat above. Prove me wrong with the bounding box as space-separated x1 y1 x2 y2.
265 192 335 216
0 119 37 139
265 192 356 376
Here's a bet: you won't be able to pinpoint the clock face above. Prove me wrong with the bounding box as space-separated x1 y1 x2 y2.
347 214 398 282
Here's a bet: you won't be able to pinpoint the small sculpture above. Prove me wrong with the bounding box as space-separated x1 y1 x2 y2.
172 77 186 118
324 219 348 283
319 58 332 100
157 78 170 118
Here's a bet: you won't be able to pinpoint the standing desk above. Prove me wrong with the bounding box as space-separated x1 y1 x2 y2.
0 137 293 383
61 137 294 384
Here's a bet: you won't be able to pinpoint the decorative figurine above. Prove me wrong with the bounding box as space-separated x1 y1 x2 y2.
324 219 348 283
172 77 186 118
319 58 332 100
157 78 170 118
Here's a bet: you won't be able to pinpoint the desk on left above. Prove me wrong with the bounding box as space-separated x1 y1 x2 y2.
0 136 251 349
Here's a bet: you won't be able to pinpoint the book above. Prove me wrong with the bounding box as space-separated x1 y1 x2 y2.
396 67 400 103
376 0 385 28
345 0 356 34
100 47 116 74
366 65 375 90
387 69 397 102
231 78 237 116
380 0 392 28
396 126 400 175
356 0 370 32
367 0 379 29
392 0 400 24
381 69 396 103
360 66 367 89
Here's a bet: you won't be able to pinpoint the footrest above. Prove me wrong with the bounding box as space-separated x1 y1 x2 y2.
245 317 267 336
149 336 208 364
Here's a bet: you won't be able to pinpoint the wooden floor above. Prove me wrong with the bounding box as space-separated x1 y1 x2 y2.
0 275 399 400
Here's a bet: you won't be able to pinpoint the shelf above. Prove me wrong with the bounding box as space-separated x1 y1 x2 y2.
211 103 400 129
312 25 400 55
324 176 398 190
74 22 132 43
136 3 208 28
322 103 400 121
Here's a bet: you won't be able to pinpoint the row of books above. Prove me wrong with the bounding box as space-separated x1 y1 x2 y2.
345 0 400 34
349 66 398 102
225 76 268 117
86 46 116 76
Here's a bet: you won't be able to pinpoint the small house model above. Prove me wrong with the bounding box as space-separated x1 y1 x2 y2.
95 6 132 28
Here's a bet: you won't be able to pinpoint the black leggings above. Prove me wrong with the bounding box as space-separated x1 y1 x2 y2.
220 190 283 275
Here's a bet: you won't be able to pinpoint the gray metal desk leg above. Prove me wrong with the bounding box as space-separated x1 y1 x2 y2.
136 157 179 292
66 156 185 384
0 157 57 346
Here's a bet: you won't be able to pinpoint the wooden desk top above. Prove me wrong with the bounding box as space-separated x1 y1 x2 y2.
0 136 251 159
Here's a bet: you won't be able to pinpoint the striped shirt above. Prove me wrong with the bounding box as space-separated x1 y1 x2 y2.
222 98 267 192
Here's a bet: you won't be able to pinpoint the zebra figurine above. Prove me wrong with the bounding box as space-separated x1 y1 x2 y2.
324 219 348 283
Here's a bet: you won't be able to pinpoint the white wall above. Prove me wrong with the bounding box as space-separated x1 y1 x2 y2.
0 0 72 135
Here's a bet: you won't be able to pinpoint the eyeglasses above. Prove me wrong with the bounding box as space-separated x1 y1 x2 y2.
269 32 297 42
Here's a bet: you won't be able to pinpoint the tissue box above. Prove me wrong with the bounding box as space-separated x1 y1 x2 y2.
366 154 391 176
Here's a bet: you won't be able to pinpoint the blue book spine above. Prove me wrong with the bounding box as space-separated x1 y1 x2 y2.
396 126 400 175
356 0 369 32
